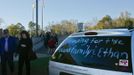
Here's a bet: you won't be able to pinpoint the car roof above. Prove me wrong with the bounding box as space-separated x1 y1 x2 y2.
70 29 133 37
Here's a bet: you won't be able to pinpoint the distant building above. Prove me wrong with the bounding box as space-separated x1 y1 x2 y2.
77 23 84 32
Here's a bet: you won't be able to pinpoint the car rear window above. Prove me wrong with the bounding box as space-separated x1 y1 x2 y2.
51 36 132 72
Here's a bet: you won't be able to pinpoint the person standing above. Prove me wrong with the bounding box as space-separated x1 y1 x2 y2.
17 30 33 75
0 29 17 75
51 31 58 45
44 31 51 49
47 31 58 55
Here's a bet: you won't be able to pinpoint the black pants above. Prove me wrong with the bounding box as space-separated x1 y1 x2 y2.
18 55 31 75
0 52 14 75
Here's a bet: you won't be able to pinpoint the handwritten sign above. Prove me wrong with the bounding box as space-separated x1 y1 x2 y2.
54 36 132 72
58 36 130 60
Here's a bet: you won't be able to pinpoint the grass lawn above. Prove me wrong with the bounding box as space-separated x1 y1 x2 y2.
31 57 50 75
0 57 50 75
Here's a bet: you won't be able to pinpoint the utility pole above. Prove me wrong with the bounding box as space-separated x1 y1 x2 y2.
36 0 39 36
32 3 35 22
41 0 44 31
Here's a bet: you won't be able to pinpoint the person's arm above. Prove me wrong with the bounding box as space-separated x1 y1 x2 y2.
0 38 4 55
15 38 20 54
55 34 58 45
0 39 2 55
28 38 33 51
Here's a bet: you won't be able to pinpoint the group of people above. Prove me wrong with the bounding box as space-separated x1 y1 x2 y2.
0 29 33 75
44 31 58 55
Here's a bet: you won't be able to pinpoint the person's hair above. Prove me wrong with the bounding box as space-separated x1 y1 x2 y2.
20 30 30 39
3 29 9 34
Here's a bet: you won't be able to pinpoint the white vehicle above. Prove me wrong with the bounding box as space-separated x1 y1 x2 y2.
49 29 134 75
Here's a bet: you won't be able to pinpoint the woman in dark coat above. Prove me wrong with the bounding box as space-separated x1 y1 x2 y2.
17 30 33 75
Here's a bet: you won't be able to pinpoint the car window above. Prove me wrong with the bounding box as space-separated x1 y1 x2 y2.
51 36 132 72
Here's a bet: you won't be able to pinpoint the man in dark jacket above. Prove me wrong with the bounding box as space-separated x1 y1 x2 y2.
0 29 17 75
